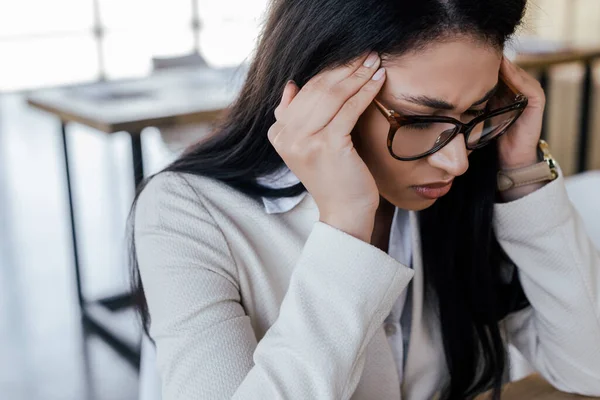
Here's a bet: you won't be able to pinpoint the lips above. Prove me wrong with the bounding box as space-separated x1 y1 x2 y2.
420 180 453 189
413 180 454 200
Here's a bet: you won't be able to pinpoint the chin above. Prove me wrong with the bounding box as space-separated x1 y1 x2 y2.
389 195 437 211
406 198 438 211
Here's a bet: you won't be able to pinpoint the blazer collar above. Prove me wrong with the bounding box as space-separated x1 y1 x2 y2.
256 166 307 214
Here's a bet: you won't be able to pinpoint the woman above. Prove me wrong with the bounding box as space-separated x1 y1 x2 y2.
131 0 600 399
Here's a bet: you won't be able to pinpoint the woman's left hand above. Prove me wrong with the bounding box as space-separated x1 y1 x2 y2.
497 56 546 170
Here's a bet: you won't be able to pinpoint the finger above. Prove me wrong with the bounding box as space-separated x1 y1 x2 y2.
267 120 284 145
500 58 541 96
500 57 544 103
323 67 386 140
281 80 299 108
327 52 383 103
284 52 382 138
283 52 378 116
274 81 299 121
499 57 524 87
301 52 379 94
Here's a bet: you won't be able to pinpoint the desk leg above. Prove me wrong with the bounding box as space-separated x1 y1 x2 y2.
59 121 84 308
577 61 594 173
59 121 142 370
81 129 146 369
82 130 145 369
130 131 144 188
538 68 549 141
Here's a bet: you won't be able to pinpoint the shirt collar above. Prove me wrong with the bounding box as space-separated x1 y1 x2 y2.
256 166 308 214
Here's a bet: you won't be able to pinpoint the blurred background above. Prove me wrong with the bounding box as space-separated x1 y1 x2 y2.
0 1 599 399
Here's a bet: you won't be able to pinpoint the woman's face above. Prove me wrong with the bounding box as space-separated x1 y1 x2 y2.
353 38 503 211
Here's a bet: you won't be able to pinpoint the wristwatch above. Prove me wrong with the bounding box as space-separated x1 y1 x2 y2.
497 139 559 192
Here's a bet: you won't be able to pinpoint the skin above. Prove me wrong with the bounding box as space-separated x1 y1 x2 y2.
353 38 499 212
269 36 546 244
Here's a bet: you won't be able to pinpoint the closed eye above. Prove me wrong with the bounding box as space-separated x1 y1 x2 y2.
465 109 486 117
404 122 434 131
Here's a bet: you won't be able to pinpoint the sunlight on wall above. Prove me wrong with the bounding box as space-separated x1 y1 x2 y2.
197 0 270 67
523 0 600 45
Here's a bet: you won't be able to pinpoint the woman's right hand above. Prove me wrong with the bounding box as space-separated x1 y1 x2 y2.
268 52 386 241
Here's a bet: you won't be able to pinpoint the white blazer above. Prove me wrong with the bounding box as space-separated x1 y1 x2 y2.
134 170 600 399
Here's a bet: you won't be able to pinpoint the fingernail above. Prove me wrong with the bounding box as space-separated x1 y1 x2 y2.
372 67 385 81
364 52 379 68
287 80 296 85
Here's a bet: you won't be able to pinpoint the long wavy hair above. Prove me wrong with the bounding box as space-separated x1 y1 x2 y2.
129 0 531 398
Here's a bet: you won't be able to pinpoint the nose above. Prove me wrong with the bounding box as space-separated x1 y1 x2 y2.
427 133 469 177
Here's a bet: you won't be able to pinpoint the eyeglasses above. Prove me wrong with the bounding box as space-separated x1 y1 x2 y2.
372 79 528 161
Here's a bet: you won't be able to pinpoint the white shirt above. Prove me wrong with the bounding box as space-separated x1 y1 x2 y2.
257 166 413 383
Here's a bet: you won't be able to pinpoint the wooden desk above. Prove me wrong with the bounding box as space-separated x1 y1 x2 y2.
477 374 600 399
516 44 600 70
27 65 246 134
26 65 247 368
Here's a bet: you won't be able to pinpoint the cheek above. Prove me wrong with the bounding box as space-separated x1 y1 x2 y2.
353 108 441 210
353 107 415 190
353 105 391 169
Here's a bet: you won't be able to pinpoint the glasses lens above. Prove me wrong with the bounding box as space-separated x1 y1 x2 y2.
391 121 457 159
467 109 521 148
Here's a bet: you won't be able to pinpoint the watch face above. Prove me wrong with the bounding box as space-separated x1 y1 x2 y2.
538 140 559 179
538 140 554 160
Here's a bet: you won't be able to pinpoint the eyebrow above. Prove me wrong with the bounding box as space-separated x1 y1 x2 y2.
392 83 498 110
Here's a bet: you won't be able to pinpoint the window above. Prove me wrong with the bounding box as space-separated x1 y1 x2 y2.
1 0 596 92
0 0 94 37
99 0 195 78
0 35 99 91
0 0 271 91
0 0 97 90
196 0 270 67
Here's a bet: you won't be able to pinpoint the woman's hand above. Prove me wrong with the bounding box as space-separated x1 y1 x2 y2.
268 52 386 241
497 56 549 201
497 56 546 170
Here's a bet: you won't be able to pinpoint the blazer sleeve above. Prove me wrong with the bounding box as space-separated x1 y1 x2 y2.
494 173 600 396
134 172 414 400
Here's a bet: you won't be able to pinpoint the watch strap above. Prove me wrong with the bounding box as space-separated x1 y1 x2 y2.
497 161 556 191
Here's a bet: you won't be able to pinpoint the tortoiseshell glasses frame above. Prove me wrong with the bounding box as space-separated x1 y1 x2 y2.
371 77 529 161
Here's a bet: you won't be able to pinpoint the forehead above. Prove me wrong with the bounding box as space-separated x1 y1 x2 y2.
381 39 503 109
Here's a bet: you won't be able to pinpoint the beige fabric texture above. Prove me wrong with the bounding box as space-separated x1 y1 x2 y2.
134 171 600 400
